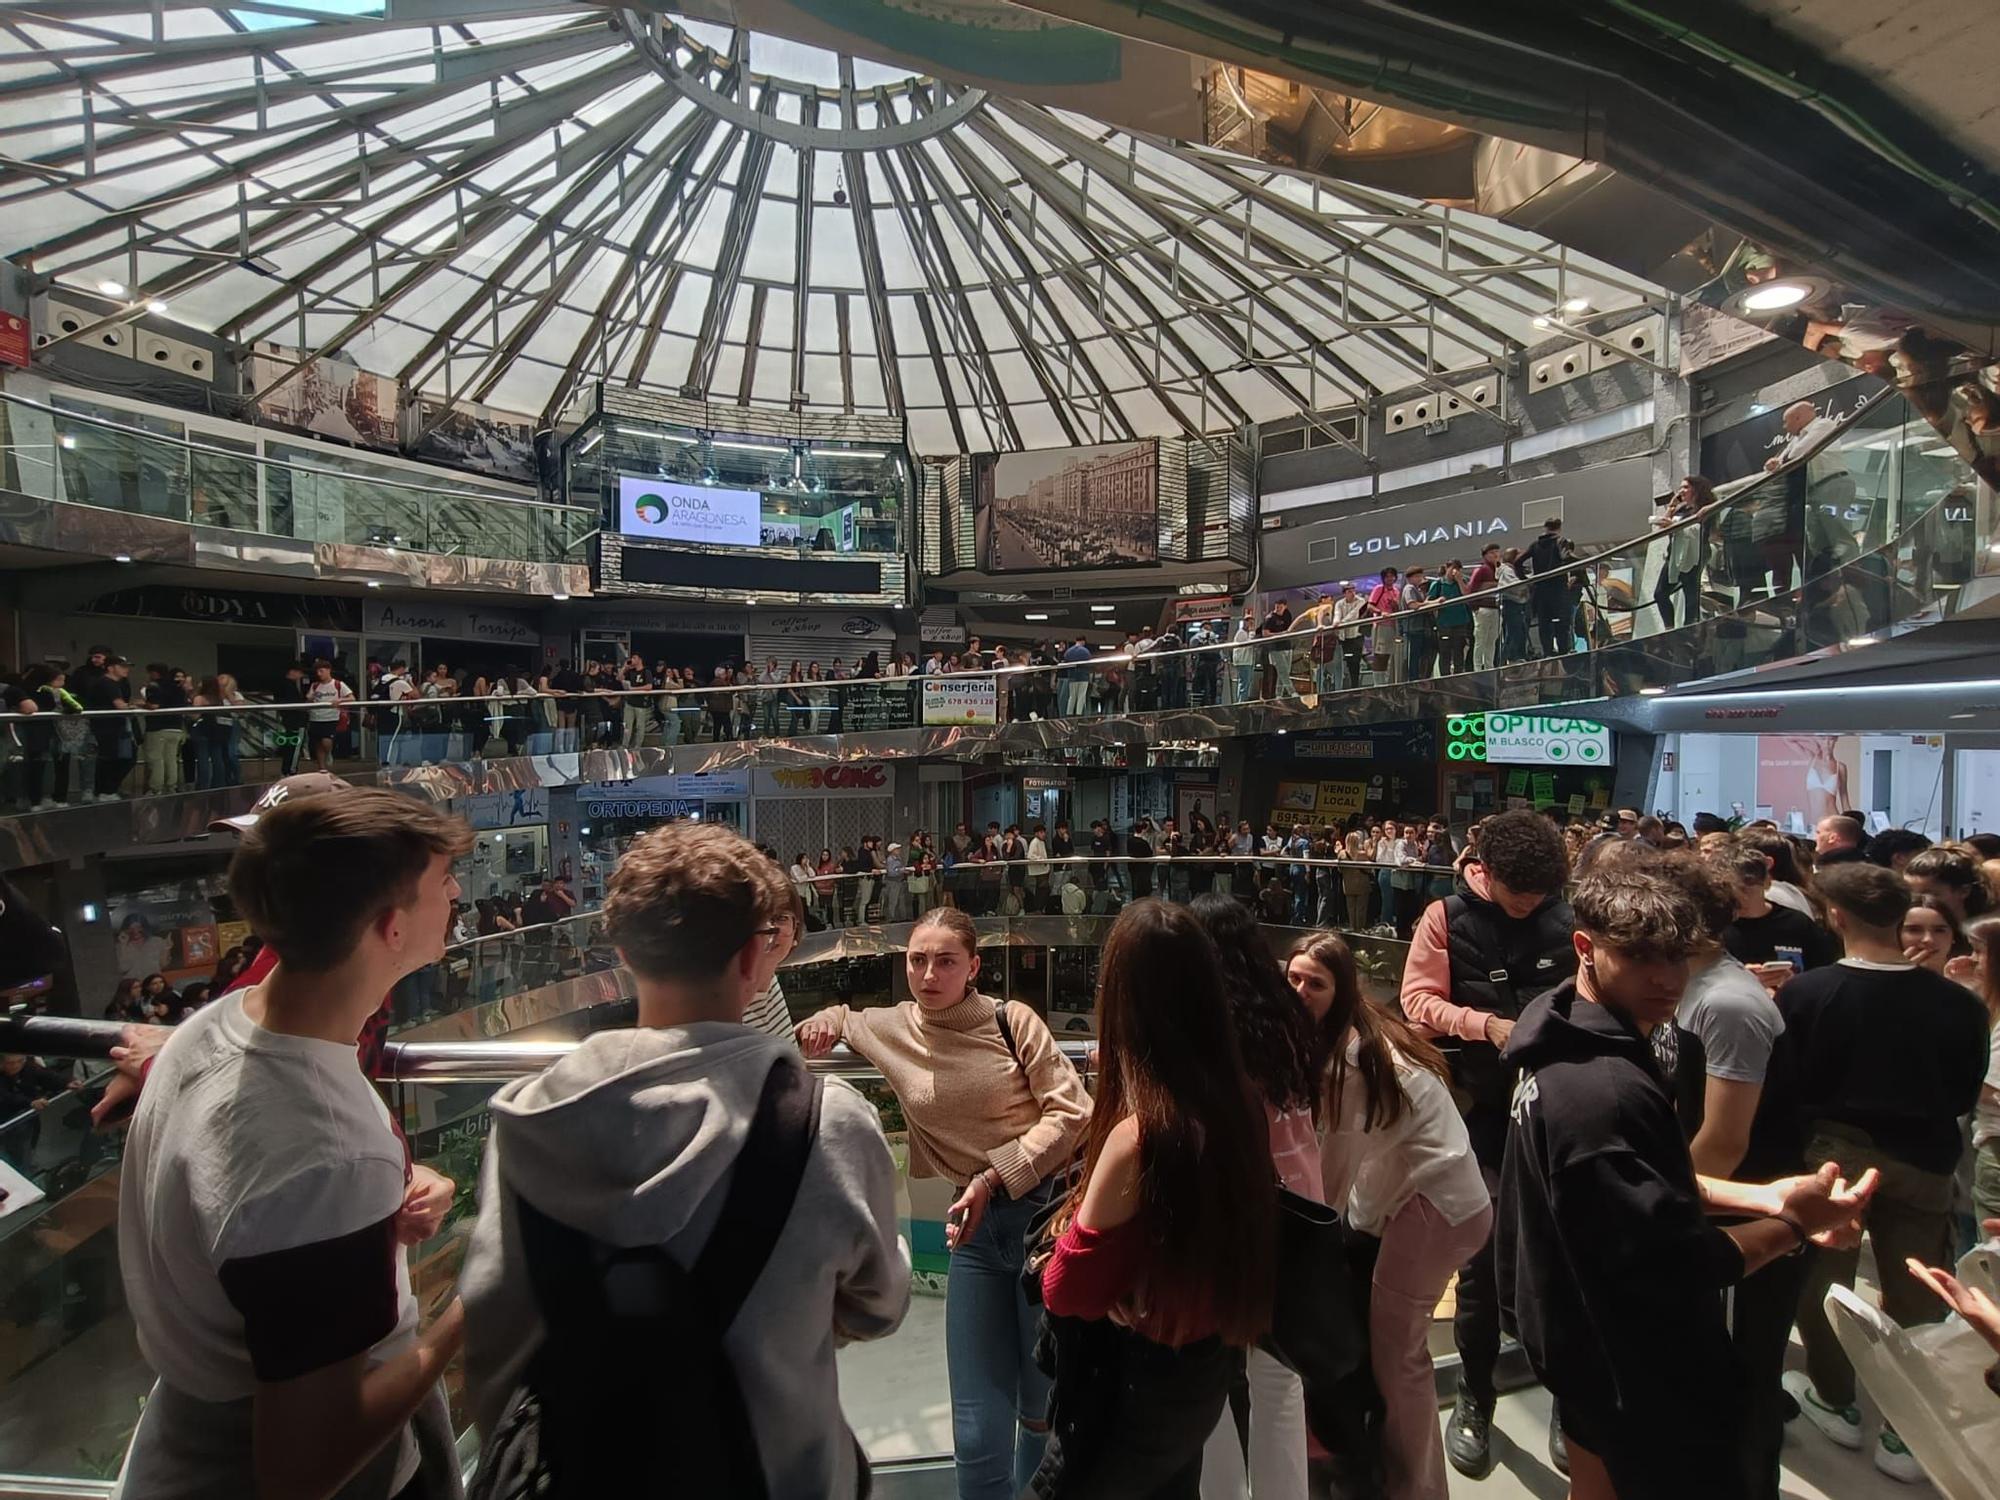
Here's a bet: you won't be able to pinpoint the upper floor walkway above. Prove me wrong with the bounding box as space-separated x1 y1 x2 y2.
0 387 594 594
2 378 1983 870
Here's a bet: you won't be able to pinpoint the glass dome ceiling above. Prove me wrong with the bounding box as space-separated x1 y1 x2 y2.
0 2 1664 454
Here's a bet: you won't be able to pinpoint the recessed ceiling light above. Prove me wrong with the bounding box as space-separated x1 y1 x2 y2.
1951 712 1978 720
1743 282 1810 312
365 580 382 589
1531 316 1550 329
146 299 169 315
97 279 125 297
1024 612 1049 621
552 591 570 602
1845 635 1876 647
1639 686 1666 695
1562 297 1591 314
113 553 132 564
1090 604 1116 612
59 434 76 450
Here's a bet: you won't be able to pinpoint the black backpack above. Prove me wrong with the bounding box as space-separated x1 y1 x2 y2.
468 1056 827 1498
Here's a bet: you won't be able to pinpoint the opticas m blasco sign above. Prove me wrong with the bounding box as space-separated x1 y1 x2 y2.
1447 713 1611 765
617 477 760 547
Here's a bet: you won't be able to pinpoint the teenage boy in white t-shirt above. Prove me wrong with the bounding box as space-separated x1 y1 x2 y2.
117 788 474 1499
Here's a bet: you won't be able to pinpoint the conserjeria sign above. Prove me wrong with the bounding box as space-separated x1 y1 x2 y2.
617 477 761 547
921 675 999 726
1448 712 1611 765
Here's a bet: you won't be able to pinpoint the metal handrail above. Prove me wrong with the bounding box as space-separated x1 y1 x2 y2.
0 381 1916 719
2 391 593 516
0 1013 1091 1087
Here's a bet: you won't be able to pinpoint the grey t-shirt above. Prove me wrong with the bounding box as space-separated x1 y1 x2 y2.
1679 956 1782 1083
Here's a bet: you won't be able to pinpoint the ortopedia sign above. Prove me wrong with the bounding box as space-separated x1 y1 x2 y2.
1448 712 1611 765
921 675 999 726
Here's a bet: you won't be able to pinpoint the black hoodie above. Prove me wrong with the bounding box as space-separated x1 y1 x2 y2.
1497 980 1746 1433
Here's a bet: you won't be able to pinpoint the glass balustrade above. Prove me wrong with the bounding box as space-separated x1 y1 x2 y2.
0 909 1415 1487
387 860 1440 1037
0 392 594 566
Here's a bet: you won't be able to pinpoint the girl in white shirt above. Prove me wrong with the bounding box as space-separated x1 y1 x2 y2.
1288 933 1490 1500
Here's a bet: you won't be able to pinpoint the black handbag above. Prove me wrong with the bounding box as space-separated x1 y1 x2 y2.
1262 1188 1384 1471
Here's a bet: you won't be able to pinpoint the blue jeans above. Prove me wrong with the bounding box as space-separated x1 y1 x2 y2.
947 1178 1056 1500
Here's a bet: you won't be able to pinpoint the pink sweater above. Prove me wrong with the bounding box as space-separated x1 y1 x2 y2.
1400 866 1499 1043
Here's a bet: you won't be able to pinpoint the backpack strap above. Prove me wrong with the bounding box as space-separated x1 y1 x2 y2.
516 1052 822 1333
693 1054 822 1325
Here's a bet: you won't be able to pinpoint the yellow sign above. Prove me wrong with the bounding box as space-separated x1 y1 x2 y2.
1316 780 1369 817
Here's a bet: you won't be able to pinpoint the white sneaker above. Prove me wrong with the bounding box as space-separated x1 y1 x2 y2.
1873 1425 1924 1483
1781 1371 1862 1450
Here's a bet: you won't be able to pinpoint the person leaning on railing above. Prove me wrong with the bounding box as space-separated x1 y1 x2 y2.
796 906 1090 1500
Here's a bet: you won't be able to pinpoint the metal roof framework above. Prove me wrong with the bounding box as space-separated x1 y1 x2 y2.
0 1 1665 454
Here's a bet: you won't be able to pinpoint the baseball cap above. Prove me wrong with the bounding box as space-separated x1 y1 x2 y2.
208 771 350 835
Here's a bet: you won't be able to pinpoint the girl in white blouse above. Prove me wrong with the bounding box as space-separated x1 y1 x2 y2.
1288 933 1491 1500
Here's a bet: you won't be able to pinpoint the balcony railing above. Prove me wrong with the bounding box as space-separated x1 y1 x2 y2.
0 888 1435 1491
1 381 1975 832
0 391 596 567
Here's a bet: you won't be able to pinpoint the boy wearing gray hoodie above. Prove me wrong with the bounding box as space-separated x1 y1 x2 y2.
459 822 909 1495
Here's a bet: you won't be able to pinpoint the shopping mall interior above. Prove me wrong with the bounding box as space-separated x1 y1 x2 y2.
2 3 1999 1498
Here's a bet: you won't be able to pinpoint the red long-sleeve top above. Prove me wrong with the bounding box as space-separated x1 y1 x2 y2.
1041 1217 1218 1347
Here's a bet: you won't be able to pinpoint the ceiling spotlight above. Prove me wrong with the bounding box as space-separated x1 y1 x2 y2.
1562 297 1591 314
1743 281 1811 312
552 591 571 602
365 580 382 589
146 299 169 315
1530 316 1550 329
113 553 132 564
97 279 126 297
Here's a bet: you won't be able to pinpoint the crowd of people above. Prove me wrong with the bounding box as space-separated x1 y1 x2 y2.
0 649 256 809
46 762 1993 1500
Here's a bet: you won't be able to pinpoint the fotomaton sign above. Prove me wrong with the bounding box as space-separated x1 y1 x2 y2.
1447 712 1611 765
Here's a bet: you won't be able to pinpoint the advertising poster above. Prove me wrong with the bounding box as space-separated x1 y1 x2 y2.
1273 781 1320 815
977 440 1157 571
921 675 999 725
1755 734 1861 834
412 396 537 482
249 342 397 450
617 477 761 547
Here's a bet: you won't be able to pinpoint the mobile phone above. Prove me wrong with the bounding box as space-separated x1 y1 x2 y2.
1774 945 1804 974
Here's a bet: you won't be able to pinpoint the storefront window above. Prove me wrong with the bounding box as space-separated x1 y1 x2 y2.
1660 732 1943 838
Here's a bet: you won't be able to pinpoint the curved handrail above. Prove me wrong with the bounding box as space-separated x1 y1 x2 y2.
0 379 1906 712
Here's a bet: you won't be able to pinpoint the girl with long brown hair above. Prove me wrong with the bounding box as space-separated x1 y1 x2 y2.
797 906 1089 1500
1287 933 1490 1500
1034 900 1277 1497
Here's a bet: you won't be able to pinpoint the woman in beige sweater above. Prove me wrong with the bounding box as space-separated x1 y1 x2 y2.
797 906 1090 1500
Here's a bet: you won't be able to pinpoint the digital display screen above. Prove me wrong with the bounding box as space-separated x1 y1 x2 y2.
617 477 761 547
